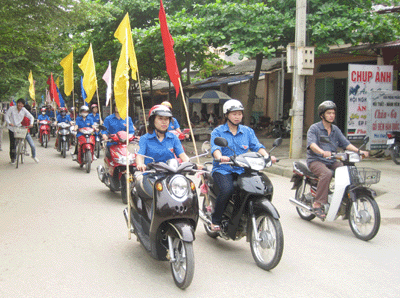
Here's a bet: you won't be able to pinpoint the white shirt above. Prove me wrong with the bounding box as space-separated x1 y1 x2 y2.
4 106 34 132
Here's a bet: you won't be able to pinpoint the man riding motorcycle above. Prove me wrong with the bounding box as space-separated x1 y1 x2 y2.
54 107 73 149
71 105 95 160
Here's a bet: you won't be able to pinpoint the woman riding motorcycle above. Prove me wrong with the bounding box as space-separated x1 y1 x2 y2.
210 99 276 231
71 105 95 160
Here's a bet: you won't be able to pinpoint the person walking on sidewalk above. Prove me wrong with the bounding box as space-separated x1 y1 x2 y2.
0 109 5 151
4 98 34 164
306 100 369 219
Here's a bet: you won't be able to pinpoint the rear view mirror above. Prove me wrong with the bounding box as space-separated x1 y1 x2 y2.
201 141 211 153
273 138 282 148
214 137 228 147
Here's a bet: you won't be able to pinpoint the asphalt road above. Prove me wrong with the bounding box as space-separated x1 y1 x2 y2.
0 136 399 297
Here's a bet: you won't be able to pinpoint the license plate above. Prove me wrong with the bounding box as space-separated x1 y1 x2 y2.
387 138 395 145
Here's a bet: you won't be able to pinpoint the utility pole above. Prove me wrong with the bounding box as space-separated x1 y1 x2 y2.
289 0 308 159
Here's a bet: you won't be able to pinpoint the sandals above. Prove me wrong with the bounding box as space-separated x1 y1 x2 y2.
210 223 221 232
313 207 326 219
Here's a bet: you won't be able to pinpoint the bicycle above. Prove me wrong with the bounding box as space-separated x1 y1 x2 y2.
14 127 28 169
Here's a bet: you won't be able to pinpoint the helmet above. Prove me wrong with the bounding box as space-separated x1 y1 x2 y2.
80 105 89 115
91 104 98 110
70 107 75 111
60 107 67 112
148 105 172 118
41 108 46 114
318 101 336 117
160 101 172 110
223 99 244 115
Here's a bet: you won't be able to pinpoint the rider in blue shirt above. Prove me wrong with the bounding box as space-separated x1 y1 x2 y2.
54 107 73 149
72 105 95 159
160 101 182 133
102 104 135 147
87 103 101 124
209 99 276 231
136 105 189 171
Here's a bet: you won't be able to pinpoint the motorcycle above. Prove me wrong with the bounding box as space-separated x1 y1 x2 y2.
289 136 381 241
386 131 400 164
93 122 102 159
272 116 291 139
199 137 284 271
97 129 137 204
124 150 208 289
39 120 51 148
57 122 71 158
74 127 95 173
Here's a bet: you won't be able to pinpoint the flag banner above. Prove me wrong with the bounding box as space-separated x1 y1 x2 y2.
80 76 88 105
56 85 65 108
114 13 138 80
114 13 138 120
45 89 51 105
56 77 60 88
159 0 180 98
102 61 112 106
78 44 97 103
60 50 74 96
28 70 35 101
46 73 61 107
10 100 15 107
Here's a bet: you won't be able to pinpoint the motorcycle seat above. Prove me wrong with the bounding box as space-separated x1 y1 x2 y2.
293 161 318 179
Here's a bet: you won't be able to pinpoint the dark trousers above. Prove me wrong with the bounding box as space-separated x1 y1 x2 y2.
8 130 16 160
211 172 237 225
308 161 343 205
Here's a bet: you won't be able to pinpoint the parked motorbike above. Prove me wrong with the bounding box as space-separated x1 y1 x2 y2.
289 136 381 241
39 120 51 148
97 129 137 204
93 123 102 159
386 131 400 164
124 151 207 289
272 117 291 139
199 137 284 271
57 122 71 158
74 127 95 173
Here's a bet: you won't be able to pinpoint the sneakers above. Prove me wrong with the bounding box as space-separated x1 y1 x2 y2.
10 159 16 164
93 155 97 161
71 153 77 161
32 157 39 163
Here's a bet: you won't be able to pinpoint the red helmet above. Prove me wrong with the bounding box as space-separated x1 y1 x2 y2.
40 108 46 112
60 107 67 112
91 104 98 109
148 105 172 118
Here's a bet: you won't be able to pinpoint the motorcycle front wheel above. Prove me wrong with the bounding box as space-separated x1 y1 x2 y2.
61 141 67 158
94 141 101 159
170 237 194 289
120 174 127 204
349 194 380 241
390 144 400 165
85 150 91 173
44 134 48 148
250 212 284 271
295 184 316 221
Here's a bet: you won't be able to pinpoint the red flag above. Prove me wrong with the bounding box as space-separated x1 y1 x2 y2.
159 0 180 98
46 73 60 107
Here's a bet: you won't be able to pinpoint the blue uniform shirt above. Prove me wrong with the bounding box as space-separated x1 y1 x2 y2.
306 121 350 166
102 114 135 146
138 131 184 164
38 114 50 122
75 116 94 137
87 113 100 124
168 117 180 131
211 122 265 175
57 114 72 123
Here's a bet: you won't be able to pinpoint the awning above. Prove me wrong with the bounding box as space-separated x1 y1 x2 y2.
188 90 231 104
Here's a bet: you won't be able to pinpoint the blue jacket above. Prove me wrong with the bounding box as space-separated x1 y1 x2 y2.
87 113 100 124
75 116 94 137
57 114 72 123
138 131 184 164
211 122 265 175
168 117 180 131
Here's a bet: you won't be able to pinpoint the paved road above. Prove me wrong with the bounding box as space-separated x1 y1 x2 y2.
0 135 399 297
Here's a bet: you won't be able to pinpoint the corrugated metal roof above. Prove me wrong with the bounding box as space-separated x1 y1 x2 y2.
185 73 265 90
215 57 284 75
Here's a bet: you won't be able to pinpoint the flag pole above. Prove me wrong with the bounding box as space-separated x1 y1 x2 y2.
136 69 147 133
96 88 102 123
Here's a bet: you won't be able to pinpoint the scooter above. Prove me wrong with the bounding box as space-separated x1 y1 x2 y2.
74 127 95 173
97 129 137 204
92 122 102 159
271 116 291 138
39 120 51 148
386 131 400 165
199 137 284 271
289 136 381 241
57 122 71 158
124 151 207 289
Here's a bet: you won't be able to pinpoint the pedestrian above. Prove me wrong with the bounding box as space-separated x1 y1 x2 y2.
0 109 5 151
4 98 34 164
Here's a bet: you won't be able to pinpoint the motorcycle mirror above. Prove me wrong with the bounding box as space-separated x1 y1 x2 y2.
273 138 282 147
201 141 211 153
363 136 370 144
214 137 228 147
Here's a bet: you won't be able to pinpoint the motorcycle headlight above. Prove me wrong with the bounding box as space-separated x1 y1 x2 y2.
244 156 265 171
348 152 361 163
169 175 188 199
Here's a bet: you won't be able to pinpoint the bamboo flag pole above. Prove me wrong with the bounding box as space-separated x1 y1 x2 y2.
177 78 210 206
136 69 147 133
95 88 103 123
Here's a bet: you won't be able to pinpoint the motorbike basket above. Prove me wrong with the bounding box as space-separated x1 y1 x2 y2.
349 167 381 185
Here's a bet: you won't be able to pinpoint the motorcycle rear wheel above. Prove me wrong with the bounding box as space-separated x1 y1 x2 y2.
250 212 284 271
170 238 194 289
94 141 101 159
295 184 316 221
85 150 91 173
349 194 380 241
121 174 127 204
390 144 400 165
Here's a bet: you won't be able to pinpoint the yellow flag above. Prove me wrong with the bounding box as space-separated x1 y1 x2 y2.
78 44 97 103
114 13 138 119
28 70 35 101
60 51 74 96
55 77 60 88
114 13 138 80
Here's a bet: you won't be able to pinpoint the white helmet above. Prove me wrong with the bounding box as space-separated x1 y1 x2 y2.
79 105 89 115
223 99 244 115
